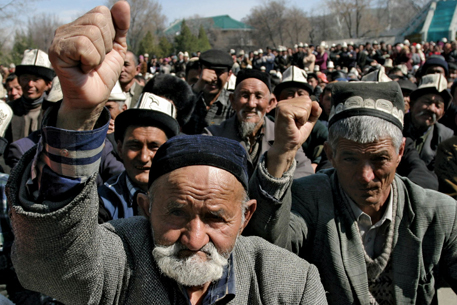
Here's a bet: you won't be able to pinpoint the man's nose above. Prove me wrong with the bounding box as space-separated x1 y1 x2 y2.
139 147 154 163
247 95 258 108
428 103 439 113
359 163 375 183
181 218 209 251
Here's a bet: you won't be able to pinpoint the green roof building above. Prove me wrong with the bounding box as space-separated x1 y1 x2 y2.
163 15 254 51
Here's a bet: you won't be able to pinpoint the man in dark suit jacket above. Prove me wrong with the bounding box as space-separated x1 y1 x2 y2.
246 81 457 304
204 69 314 178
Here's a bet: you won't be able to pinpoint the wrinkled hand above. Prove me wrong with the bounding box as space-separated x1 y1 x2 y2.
49 1 130 130
193 68 217 93
267 96 321 177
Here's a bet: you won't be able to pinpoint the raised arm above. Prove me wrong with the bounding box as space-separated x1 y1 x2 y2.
266 96 321 178
9 3 133 304
50 2 129 130
246 96 322 251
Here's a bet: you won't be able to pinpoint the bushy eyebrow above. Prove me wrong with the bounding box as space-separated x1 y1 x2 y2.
166 201 187 210
207 209 228 218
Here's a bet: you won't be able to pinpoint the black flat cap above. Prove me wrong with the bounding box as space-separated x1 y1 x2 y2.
329 81 405 130
149 135 249 191
199 49 233 69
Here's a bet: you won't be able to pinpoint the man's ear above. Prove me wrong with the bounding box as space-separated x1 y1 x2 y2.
323 141 335 167
267 93 277 113
137 192 150 218
46 80 53 91
397 137 406 165
122 103 127 112
229 92 234 106
239 199 257 233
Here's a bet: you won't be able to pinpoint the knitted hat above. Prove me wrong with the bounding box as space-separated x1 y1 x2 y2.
421 56 449 77
15 49 55 82
149 135 249 191
329 81 405 130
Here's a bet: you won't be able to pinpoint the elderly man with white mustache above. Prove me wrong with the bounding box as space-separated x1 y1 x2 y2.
7 2 327 305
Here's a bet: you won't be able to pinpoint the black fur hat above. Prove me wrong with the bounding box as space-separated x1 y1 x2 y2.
143 74 196 127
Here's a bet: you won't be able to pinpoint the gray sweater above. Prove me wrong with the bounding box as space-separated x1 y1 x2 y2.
8 148 327 305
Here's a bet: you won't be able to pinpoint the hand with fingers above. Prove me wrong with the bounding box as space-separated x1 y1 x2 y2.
192 67 218 93
48 1 130 131
266 96 322 177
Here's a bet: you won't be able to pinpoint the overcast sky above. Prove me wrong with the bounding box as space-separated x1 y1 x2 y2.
33 0 323 26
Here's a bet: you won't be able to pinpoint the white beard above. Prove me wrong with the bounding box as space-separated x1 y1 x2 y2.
237 110 264 138
152 241 229 287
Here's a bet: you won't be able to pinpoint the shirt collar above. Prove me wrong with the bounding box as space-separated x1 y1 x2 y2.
125 174 142 205
179 253 236 305
127 81 137 96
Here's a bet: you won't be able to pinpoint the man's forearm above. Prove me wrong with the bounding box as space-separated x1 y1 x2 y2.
57 102 106 131
266 145 299 178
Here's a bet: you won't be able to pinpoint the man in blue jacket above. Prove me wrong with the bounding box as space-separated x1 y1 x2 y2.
98 93 179 220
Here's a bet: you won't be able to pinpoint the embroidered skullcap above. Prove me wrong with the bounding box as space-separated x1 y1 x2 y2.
329 81 405 130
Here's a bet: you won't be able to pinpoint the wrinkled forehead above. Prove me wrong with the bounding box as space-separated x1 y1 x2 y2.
149 165 245 204
335 137 397 154
236 78 269 93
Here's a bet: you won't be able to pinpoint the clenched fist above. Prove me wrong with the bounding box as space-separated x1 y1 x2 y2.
267 96 321 177
48 1 130 130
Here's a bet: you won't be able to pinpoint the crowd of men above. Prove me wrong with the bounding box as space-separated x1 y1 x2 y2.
1 2 457 304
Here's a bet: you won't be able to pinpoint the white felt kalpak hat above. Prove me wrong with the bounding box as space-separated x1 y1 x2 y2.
16 49 55 81
273 65 313 97
0 101 13 137
47 76 63 102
